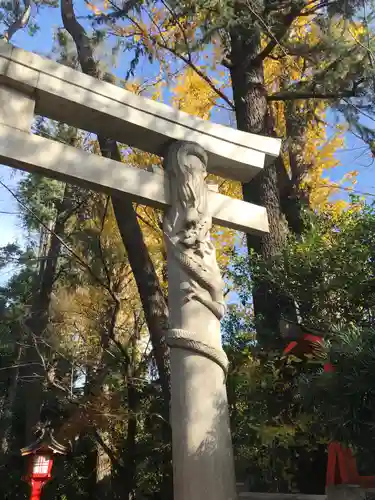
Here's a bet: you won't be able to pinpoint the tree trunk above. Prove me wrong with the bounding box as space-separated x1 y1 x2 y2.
110 192 170 404
60 1 172 494
95 383 113 500
96 433 113 498
229 12 296 348
121 382 138 500
0 339 22 455
280 101 311 236
60 0 170 406
18 182 74 443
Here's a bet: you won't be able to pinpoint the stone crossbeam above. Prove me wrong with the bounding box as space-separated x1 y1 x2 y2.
0 41 281 183
0 123 268 235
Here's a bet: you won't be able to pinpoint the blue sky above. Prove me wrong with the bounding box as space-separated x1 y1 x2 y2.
0 5 374 277
0 9 60 272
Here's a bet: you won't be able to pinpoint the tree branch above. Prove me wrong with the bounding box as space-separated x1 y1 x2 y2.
0 180 116 301
97 195 114 291
253 6 302 63
267 89 358 101
93 429 124 470
105 1 235 110
2 0 31 42
159 42 235 110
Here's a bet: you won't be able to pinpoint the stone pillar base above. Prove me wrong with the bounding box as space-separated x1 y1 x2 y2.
326 485 366 499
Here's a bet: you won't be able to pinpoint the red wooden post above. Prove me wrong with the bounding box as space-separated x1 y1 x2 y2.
326 441 375 489
30 479 44 500
25 453 54 500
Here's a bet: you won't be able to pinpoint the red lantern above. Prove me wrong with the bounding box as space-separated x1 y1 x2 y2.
28 452 54 500
21 426 68 500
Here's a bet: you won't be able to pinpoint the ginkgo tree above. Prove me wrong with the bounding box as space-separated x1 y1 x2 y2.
90 0 375 345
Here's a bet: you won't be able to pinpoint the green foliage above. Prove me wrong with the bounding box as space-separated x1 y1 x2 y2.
247 199 375 332
17 174 65 231
16 121 81 232
223 200 375 490
299 327 375 451
223 315 328 493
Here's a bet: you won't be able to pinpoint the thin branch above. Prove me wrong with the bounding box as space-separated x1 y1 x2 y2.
108 6 235 110
0 180 116 300
159 0 191 59
108 299 132 366
137 66 181 93
342 97 375 123
251 4 302 64
98 195 113 289
267 90 358 101
269 46 360 101
59 191 93 225
93 429 124 469
154 41 235 109
0 362 41 371
135 209 160 232
2 0 31 42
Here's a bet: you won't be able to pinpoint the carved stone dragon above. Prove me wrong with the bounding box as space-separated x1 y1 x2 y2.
163 141 226 321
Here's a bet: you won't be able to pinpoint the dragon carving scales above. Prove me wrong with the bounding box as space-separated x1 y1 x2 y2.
163 141 228 373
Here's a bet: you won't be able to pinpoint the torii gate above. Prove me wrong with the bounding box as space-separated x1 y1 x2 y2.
0 41 281 500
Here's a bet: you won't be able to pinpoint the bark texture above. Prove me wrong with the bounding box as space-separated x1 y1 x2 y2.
230 8 297 347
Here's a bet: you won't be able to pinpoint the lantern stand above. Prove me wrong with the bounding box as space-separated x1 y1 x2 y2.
21 424 68 500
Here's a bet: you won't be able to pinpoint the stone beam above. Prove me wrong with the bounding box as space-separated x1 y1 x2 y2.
0 123 268 235
0 41 281 183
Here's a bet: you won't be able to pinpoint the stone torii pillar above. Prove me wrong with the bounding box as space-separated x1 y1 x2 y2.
164 141 235 500
0 41 281 500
